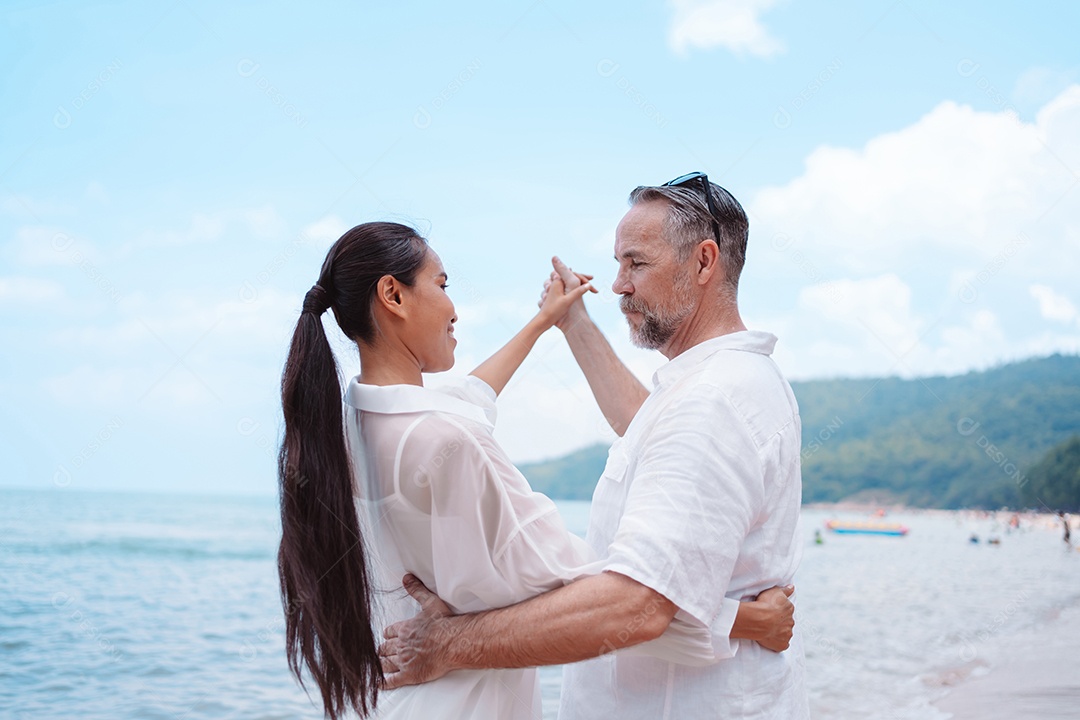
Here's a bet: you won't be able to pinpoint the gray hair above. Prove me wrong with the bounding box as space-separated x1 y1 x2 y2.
628 181 749 292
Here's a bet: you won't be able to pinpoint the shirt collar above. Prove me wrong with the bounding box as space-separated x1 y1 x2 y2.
343 377 493 428
651 330 778 390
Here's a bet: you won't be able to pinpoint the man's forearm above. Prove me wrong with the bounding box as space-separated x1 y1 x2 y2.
438 572 675 671
381 576 796 688
561 315 649 436
435 580 786 671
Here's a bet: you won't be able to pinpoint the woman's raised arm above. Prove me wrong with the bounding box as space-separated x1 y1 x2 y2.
469 274 593 395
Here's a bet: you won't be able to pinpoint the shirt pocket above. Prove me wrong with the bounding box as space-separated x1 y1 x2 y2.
599 437 631 484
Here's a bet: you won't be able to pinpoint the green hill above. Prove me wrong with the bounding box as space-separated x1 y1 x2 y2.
517 443 608 501
1021 435 1080 512
518 353 1080 509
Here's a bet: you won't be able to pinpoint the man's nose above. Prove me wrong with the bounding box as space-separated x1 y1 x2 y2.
611 271 632 296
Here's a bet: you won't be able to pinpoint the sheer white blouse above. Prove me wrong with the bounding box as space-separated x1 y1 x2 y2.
343 375 717 719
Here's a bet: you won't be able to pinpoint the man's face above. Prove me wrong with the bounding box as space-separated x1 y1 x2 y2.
612 201 697 350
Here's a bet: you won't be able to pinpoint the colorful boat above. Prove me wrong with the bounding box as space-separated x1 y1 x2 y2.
826 520 909 536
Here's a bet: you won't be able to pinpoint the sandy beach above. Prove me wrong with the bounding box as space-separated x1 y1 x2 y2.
935 593 1080 718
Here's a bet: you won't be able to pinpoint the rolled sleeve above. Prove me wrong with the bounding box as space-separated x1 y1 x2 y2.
602 386 763 641
437 375 499 426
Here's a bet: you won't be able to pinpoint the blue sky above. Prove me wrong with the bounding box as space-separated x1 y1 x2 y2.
2 0 1078 495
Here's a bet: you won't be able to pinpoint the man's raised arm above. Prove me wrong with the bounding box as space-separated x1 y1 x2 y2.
545 257 649 436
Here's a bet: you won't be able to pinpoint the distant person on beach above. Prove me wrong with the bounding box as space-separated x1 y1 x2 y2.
275 222 796 719
379 173 810 718
1061 511 1072 545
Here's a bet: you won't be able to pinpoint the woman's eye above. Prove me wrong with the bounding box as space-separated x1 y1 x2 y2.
441 284 450 290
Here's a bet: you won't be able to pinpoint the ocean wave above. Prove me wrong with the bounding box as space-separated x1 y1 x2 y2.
9 536 274 561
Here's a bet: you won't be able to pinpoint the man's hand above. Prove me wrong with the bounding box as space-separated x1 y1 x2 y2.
733 585 796 652
378 574 457 690
536 274 594 331
538 256 596 331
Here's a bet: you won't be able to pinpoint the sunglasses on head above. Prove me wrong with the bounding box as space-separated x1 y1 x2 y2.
662 171 723 245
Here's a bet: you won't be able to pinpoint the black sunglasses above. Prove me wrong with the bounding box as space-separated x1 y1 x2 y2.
662 171 723 245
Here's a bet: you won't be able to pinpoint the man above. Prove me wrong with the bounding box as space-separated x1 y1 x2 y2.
379 172 809 718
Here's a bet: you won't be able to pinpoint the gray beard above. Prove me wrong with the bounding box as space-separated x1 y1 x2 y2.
620 272 695 350
627 310 682 349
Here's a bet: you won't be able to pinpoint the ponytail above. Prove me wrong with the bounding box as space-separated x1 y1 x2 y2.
277 222 427 718
278 302 381 717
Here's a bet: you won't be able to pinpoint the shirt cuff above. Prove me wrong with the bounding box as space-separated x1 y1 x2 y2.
708 597 740 661
604 562 741 662
462 375 498 425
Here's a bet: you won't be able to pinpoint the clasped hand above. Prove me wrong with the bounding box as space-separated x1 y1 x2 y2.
537 256 597 331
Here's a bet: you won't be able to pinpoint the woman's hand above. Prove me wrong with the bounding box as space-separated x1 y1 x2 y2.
536 256 596 331
731 585 796 652
470 258 594 395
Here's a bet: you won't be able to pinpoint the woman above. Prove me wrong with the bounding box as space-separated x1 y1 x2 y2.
277 222 771 719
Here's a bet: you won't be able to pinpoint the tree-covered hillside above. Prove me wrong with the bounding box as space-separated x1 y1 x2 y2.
518 354 1080 509
1021 435 1080 512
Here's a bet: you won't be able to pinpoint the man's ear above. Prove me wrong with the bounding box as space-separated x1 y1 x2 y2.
374 275 407 319
694 239 721 285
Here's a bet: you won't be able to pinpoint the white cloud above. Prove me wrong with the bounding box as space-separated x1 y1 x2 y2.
790 274 925 376
11 225 101 266
0 193 74 218
44 286 301 408
85 181 110 205
668 0 785 58
299 215 348 246
745 85 1080 379
799 274 921 357
1012 66 1077 109
774 275 1014 379
1029 284 1078 324
244 205 287 239
752 85 1080 277
932 310 1007 374
0 276 66 308
139 212 225 247
1015 329 1080 360
43 366 131 408
126 204 288 251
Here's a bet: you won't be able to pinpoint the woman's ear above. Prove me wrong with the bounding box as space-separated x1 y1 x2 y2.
374 275 407 319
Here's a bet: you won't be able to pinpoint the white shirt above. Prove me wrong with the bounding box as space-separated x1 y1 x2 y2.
343 375 720 719
560 330 810 720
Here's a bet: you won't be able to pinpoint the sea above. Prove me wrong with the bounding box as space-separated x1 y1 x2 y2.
2 487 1079 719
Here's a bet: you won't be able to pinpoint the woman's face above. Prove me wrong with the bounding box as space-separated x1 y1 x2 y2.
401 249 457 373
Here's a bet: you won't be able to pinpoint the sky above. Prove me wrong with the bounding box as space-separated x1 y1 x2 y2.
2 0 1078 496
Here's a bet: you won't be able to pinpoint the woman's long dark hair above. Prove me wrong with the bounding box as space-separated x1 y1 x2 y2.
278 222 428 718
